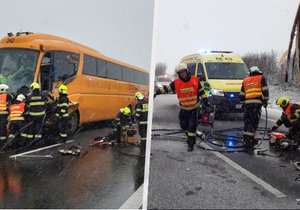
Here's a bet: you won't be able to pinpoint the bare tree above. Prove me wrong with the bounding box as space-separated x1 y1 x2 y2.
242 51 282 84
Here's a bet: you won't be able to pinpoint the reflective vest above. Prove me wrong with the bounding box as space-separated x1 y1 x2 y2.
9 103 25 121
174 76 199 107
28 93 47 117
243 75 262 99
0 94 8 114
284 103 295 116
135 100 148 125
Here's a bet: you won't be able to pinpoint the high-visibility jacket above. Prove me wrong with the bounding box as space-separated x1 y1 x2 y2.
27 91 47 117
112 112 132 130
56 94 69 118
274 103 300 128
135 99 148 125
244 75 263 99
0 93 8 114
9 102 25 121
174 76 199 109
240 74 269 104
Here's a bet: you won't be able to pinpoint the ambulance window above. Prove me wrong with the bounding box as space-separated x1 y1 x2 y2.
197 63 206 81
187 63 196 76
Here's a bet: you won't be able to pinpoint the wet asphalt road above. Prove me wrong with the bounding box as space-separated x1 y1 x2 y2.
148 94 300 209
0 123 145 209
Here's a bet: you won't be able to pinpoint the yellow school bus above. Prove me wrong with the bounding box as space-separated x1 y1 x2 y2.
0 32 149 133
180 51 248 113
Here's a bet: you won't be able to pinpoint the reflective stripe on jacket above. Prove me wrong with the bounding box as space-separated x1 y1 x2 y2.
284 103 294 116
174 76 199 108
28 92 47 117
243 75 263 99
135 99 148 125
9 102 25 121
0 93 8 114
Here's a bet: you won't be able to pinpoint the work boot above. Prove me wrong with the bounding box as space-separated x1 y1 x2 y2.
187 145 193 152
187 138 193 152
243 135 253 149
252 138 258 146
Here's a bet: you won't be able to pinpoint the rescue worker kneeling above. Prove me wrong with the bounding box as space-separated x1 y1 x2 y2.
271 96 300 140
97 107 132 143
8 94 28 147
134 92 148 152
54 85 70 143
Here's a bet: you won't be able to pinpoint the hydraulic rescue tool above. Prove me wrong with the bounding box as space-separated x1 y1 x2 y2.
91 126 139 147
268 132 299 150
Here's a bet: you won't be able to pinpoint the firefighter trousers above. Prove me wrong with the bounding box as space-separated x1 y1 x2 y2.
58 117 69 142
243 103 262 140
0 114 8 141
9 120 26 140
138 124 147 150
27 116 45 140
179 108 197 149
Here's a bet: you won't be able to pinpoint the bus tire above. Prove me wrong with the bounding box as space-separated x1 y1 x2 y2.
67 111 79 136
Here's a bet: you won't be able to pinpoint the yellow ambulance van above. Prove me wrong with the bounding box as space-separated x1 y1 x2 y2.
180 51 248 113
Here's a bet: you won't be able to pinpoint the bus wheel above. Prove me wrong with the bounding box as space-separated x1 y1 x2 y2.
67 111 79 136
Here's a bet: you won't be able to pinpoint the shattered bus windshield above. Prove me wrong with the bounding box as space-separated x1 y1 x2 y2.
0 48 38 92
205 62 247 80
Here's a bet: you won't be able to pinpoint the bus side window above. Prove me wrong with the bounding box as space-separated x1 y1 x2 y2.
52 51 79 82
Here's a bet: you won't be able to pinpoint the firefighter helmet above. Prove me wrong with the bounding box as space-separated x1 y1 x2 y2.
122 107 131 116
16 94 26 102
249 66 262 74
175 63 188 73
30 82 40 91
59 84 68 94
0 84 9 93
276 96 290 107
135 92 144 100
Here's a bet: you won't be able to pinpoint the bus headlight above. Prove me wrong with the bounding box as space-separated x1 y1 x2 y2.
210 89 224 96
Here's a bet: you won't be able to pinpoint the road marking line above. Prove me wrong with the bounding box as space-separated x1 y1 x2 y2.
9 140 75 159
202 142 286 198
119 184 143 209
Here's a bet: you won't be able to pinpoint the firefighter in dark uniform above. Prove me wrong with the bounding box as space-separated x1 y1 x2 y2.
27 82 48 142
0 84 13 145
55 85 70 143
97 107 132 143
8 94 28 145
134 92 148 151
271 96 300 140
154 63 208 152
239 66 269 148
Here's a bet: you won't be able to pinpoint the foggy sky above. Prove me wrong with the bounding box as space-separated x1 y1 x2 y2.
0 0 154 70
154 0 299 74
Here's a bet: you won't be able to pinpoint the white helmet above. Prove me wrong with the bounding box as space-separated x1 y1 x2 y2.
249 66 262 74
16 94 26 102
0 84 9 93
175 63 188 73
